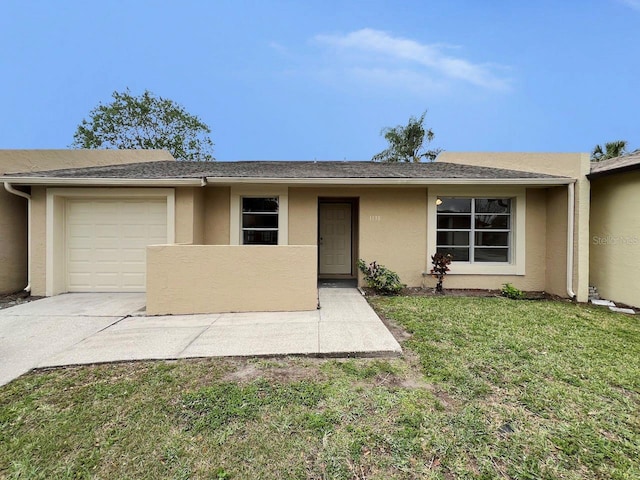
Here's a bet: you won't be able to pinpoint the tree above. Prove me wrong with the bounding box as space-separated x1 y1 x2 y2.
372 111 441 163
591 140 628 162
71 89 215 161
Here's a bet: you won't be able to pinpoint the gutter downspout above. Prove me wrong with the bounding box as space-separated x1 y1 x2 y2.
4 182 31 293
566 182 576 300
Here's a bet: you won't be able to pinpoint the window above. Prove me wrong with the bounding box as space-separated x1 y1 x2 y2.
436 198 511 263
241 197 279 245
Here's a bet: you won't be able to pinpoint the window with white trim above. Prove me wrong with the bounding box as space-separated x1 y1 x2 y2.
241 196 279 245
436 198 511 263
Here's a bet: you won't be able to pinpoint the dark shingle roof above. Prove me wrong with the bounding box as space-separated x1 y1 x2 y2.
589 151 640 178
4 160 567 181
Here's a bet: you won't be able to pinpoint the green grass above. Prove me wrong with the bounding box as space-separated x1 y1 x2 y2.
1 297 639 479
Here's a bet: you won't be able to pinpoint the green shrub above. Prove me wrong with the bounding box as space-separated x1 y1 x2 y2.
357 259 405 295
501 283 524 300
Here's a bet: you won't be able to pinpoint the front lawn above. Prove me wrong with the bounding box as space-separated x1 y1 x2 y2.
1 297 638 479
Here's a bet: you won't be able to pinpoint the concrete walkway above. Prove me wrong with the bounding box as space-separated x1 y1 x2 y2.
0 289 401 386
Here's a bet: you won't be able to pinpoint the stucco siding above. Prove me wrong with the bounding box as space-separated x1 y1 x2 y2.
437 151 587 178
433 188 547 292
0 149 173 174
437 152 589 301
204 187 230 245
29 187 47 296
288 187 427 286
545 186 568 297
590 171 640 307
0 189 28 293
146 245 318 314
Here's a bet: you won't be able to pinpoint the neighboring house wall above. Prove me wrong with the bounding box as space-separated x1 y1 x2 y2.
590 171 640 308
0 189 27 293
0 149 174 295
438 152 590 301
146 245 318 314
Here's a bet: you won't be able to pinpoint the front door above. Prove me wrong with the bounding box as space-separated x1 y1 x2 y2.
319 203 352 275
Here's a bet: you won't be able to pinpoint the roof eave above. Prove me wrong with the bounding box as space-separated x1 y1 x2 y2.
1 177 205 186
1 176 574 186
204 176 574 186
588 163 640 180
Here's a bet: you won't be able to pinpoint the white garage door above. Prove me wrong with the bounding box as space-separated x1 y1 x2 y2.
66 198 167 292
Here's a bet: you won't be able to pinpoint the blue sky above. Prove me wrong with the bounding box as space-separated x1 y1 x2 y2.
1 0 638 161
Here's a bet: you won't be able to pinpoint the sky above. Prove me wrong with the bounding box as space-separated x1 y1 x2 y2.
0 0 638 161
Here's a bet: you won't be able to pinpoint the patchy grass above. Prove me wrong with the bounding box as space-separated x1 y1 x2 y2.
1 297 639 479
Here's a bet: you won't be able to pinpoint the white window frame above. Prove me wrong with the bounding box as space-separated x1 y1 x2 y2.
230 186 288 245
427 187 526 275
240 196 280 245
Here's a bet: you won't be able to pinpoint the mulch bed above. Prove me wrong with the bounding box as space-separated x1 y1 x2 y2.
0 291 42 310
361 286 558 301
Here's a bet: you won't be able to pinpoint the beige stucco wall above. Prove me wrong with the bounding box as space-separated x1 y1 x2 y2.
146 245 318 314
0 189 28 293
545 186 569 297
590 171 640 307
427 188 547 291
0 149 174 174
175 187 206 244
0 149 175 295
289 187 428 287
437 151 586 178
204 187 231 244
29 187 47 296
287 185 565 294
437 152 590 301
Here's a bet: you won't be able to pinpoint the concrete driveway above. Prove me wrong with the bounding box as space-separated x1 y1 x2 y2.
0 289 401 386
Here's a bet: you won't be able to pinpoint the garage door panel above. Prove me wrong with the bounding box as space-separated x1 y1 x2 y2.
122 273 145 287
66 198 167 292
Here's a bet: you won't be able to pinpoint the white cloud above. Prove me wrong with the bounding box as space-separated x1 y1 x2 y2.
619 0 640 11
314 28 510 92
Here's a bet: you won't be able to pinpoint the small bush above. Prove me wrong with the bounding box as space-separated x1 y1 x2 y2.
357 259 405 295
430 252 453 293
501 283 524 300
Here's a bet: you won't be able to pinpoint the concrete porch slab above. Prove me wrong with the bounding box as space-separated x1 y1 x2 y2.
0 292 146 317
2 289 401 385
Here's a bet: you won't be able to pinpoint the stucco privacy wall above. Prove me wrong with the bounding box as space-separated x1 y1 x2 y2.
146 245 318 314
288 187 428 287
0 149 174 294
590 171 640 308
438 152 590 301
